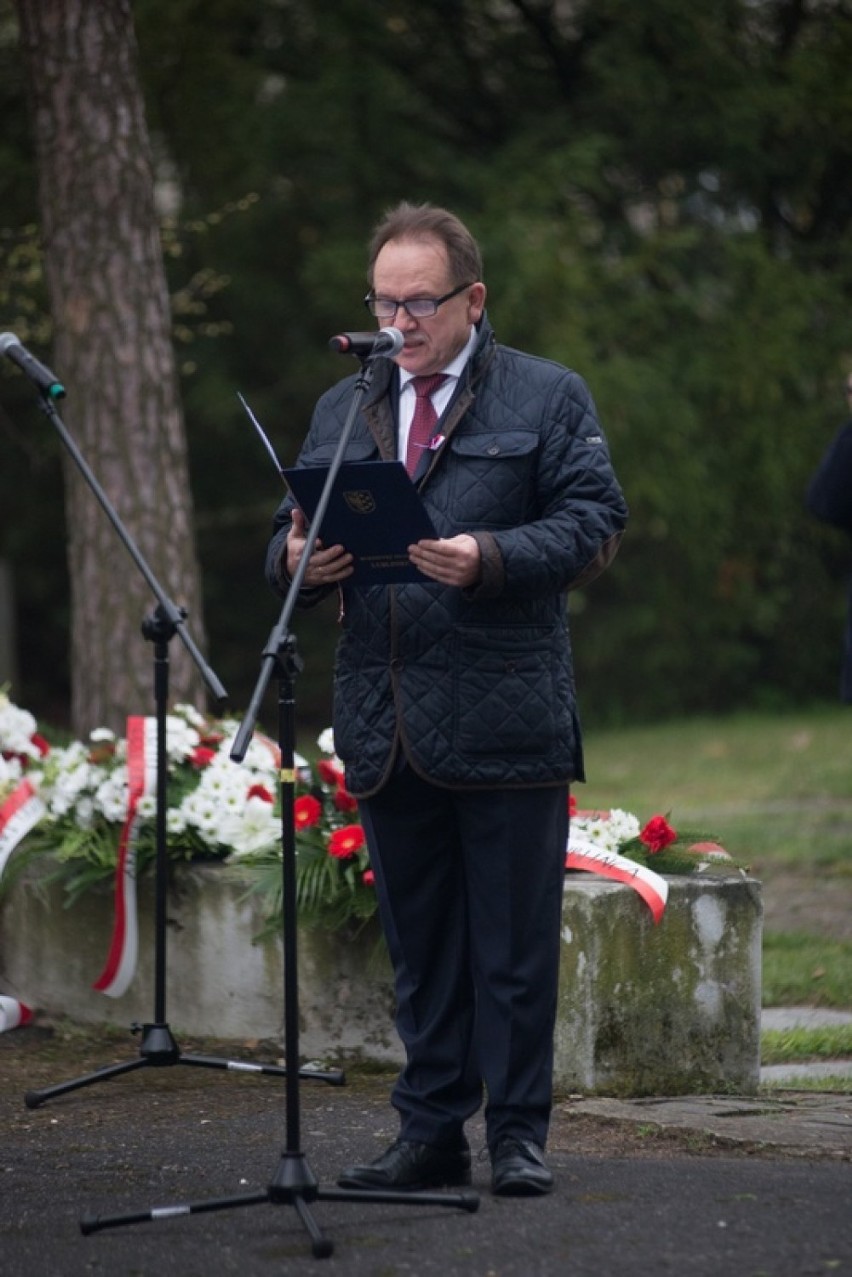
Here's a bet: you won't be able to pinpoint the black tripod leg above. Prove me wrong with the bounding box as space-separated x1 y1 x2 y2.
294 1196 334 1259
80 1188 272 1236
25 1056 149 1109
81 1186 333 1260
178 1054 346 1086
317 1186 480 1212
24 1037 344 1110
78 1179 480 1242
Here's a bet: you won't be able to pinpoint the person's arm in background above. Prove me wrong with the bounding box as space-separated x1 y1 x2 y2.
806 420 852 536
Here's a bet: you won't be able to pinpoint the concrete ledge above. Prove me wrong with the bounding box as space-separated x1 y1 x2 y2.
0 864 762 1095
557 873 763 1096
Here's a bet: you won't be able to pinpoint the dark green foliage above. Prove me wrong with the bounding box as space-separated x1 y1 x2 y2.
2 0 852 726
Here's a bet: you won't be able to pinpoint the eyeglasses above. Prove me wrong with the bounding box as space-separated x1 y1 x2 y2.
364 281 472 320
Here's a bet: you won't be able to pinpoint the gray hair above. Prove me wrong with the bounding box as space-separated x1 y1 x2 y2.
367 202 484 287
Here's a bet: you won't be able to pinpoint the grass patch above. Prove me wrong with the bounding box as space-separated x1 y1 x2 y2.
580 707 852 872
761 1025 852 1064
762 931 852 1008
579 708 852 1012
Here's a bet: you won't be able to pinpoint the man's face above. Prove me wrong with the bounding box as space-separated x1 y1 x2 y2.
371 236 486 377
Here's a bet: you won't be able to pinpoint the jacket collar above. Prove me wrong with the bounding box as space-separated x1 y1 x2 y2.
362 314 496 463
364 312 496 407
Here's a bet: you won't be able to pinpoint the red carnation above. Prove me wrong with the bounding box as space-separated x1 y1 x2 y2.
247 783 274 804
333 785 358 813
189 745 217 769
639 814 677 853
317 758 344 787
363 869 375 887
294 794 322 830
328 824 366 859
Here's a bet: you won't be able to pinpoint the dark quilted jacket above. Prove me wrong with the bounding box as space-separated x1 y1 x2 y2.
266 315 628 796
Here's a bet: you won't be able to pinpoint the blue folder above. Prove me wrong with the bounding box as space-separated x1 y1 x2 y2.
281 460 438 584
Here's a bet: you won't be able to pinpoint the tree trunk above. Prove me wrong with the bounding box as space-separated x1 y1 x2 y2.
14 0 207 735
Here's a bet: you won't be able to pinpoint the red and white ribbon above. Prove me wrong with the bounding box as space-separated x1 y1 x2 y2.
0 995 33 1033
566 836 669 925
0 778 46 881
686 840 733 865
93 716 157 998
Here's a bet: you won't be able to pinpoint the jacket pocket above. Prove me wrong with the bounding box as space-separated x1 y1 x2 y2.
300 436 378 467
453 624 564 758
446 429 538 528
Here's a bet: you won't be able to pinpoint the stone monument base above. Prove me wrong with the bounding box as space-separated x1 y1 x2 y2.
0 864 762 1095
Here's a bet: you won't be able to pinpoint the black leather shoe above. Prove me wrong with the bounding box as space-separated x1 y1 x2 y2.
338 1138 472 1191
491 1137 554 1196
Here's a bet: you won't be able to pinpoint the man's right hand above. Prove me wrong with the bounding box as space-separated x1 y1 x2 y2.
287 506 354 587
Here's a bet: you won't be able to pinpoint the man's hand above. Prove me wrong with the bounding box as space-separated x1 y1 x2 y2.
408 534 481 587
287 507 354 587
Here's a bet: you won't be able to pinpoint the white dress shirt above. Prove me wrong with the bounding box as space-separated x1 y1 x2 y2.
397 327 477 465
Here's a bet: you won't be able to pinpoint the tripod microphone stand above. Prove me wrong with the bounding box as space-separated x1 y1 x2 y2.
78 354 480 1256
19 385 343 1109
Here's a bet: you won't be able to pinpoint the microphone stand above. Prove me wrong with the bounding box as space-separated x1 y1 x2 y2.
20 387 343 1108
79 354 479 1257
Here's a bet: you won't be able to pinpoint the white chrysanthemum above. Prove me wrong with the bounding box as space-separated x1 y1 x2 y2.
203 785 245 817
220 796 281 858
0 699 40 758
180 792 223 837
216 716 243 737
173 703 207 729
0 753 23 789
89 727 115 743
572 809 640 855
74 796 96 829
233 733 279 777
136 794 157 820
164 715 201 763
43 748 101 815
94 771 130 822
193 765 247 808
48 792 72 818
204 752 245 779
606 809 641 843
572 816 620 854
42 740 87 784
166 807 188 835
317 727 335 756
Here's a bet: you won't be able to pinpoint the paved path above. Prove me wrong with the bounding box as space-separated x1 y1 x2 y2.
759 1005 852 1084
1 1016 850 1277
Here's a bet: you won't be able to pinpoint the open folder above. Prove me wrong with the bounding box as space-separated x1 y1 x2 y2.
281 460 438 584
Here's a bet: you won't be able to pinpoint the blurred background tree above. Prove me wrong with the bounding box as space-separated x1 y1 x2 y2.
1 0 851 735
9 0 207 737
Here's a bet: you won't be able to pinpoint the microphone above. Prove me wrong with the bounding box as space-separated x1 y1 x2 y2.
0 332 66 398
328 327 404 358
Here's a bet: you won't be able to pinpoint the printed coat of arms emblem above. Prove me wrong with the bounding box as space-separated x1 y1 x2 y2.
342 488 377 515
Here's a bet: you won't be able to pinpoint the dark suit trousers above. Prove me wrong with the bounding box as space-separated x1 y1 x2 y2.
358 766 568 1151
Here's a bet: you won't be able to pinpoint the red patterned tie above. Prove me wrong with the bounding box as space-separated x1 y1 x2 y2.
405 374 448 476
